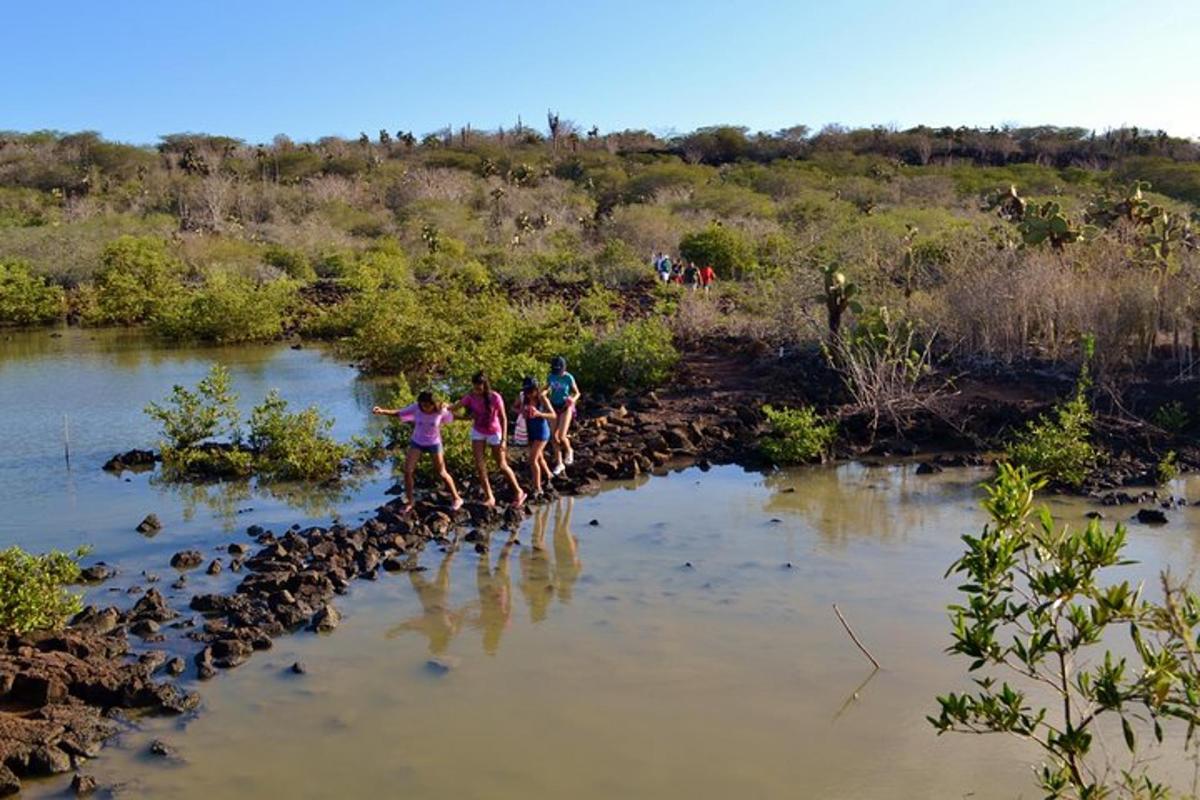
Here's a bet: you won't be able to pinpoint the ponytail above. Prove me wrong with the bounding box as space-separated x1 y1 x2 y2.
472 371 492 414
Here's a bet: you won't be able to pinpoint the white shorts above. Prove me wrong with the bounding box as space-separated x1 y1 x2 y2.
470 430 503 446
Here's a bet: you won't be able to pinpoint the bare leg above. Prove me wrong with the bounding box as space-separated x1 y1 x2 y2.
529 440 546 494
432 450 462 509
491 443 525 505
403 447 420 512
473 439 494 506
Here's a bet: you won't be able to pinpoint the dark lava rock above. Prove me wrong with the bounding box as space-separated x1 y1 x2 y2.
915 462 944 475
148 739 177 758
135 514 162 534
130 589 176 622
290 661 307 675
205 559 222 576
164 657 185 676
169 550 203 570
129 619 160 638
424 656 460 675
227 543 248 556
78 564 114 583
0 764 21 796
70 607 120 636
310 605 341 633
71 773 98 796
1136 508 1169 525
102 449 156 473
210 638 252 669
1085 511 1104 519
588 519 600 527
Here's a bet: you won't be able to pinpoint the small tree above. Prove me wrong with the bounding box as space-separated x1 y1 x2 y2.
678 223 755 279
931 463 1200 799
144 364 241 450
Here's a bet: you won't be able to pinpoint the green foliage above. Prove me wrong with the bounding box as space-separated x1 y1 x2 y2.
263 245 316 281
571 318 679 394
931 463 1200 799
89 235 182 325
1008 342 1097 487
678 223 755 279
1152 401 1189 435
819 264 863 342
0 547 87 634
759 405 837 464
153 271 298 343
1156 450 1178 486
0 259 65 324
248 391 349 481
145 364 241 450
576 284 619 327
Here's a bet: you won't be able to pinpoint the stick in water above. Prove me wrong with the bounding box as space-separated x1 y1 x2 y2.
832 603 881 670
63 413 70 467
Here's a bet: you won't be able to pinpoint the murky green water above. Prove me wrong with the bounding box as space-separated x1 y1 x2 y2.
4 328 1200 799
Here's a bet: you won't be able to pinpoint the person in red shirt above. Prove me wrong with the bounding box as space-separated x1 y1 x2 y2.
699 264 716 294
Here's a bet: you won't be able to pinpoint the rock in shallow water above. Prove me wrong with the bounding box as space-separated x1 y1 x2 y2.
169 550 203 570
135 514 162 534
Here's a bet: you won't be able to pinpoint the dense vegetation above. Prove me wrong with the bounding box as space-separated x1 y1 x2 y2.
0 122 1198 408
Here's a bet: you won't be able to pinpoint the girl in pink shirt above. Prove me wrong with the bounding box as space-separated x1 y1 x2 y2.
373 390 463 513
457 371 525 508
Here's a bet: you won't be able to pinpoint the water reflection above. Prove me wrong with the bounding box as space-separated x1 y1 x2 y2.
387 551 469 657
762 463 983 546
388 498 582 657
150 474 361 531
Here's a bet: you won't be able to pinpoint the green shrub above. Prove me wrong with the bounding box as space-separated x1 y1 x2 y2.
1156 450 1178 485
572 318 679 394
1152 401 1189 434
0 259 65 324
759 405 837 464
145 364 242 450
0 546 86 634
263 245 316 281
153 271 298 343
1007 394 1095 487
89 235 183 325
576 284 619 327
248 391 349 480
678 223 756 279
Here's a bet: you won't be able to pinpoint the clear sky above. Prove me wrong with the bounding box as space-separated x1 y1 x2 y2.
3 0 1198 145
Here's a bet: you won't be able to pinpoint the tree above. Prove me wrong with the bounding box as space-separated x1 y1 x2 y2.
678 223 755 279
932 463 1200 799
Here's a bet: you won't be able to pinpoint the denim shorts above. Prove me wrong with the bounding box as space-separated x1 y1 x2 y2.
410 442 443 455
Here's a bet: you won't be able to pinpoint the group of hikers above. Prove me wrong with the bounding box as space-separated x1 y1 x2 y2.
652 251 716 292
371 356 580 513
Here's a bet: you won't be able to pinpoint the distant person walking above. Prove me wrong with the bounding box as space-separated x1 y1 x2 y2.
658 253 673 283
699 263 716 294
458 372 526 508
683 261 700 291
372 391 463 513
515 377 557 496
547 356 581 475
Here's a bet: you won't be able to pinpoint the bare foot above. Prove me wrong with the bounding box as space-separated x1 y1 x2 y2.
483 497 496 508
401 503 415 515
450 497 464 511
514 491 528 507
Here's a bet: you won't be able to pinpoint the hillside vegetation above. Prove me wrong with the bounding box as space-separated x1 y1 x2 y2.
0 122 1198 397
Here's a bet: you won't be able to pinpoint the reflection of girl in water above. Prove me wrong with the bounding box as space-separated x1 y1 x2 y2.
386 549 466 656
519 504 554 623
474 536 515 655
552 497 581 603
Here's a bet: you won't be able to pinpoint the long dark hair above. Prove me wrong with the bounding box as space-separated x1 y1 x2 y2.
472 371 492 413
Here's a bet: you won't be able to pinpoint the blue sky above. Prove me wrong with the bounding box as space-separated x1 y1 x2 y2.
3 0 1198 144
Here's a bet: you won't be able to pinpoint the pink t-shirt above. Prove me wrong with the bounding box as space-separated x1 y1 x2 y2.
396 403 453 447
460 391 504 436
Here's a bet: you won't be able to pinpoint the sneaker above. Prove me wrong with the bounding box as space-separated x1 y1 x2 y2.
565 451 575 466
553 463 566 477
